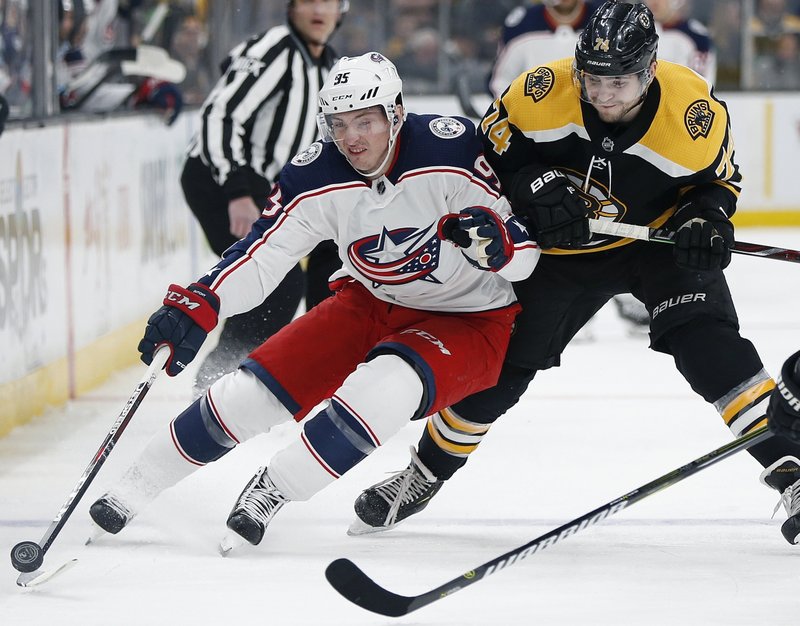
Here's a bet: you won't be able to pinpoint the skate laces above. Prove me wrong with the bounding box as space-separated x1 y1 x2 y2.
236 468 287 526
374 447 437 526
773 478 800 520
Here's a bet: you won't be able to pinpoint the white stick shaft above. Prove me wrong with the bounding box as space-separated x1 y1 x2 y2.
588 218 652 241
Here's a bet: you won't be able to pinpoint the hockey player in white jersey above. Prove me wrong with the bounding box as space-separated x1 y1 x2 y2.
87 52 539 547
489 0 603 99
645 0 716 82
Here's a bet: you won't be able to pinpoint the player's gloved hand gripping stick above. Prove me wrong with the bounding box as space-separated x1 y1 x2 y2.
588 218 800 264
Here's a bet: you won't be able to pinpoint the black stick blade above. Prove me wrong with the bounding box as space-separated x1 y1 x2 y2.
325 558 414 617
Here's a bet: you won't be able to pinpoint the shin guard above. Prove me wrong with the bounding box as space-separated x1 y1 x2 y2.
269 355 423 501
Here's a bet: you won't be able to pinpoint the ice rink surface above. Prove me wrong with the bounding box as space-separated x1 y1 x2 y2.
1 228 799 625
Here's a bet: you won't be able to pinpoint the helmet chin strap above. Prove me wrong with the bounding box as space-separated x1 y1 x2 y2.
344 112 402 180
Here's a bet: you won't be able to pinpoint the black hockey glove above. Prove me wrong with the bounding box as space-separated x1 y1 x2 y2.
437 206 514 271
768 350 800 444
138 283 220 376
507 165 589 249
668 200 734 271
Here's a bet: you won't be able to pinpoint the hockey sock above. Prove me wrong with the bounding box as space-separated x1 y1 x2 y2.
269 354 423 501
418 408 491 479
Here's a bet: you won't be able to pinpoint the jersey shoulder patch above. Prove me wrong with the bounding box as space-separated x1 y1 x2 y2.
280 142 359 203
428 116 467 139
504 6 527 29
291 142 324 166
684 100 715 140
523 66 556 102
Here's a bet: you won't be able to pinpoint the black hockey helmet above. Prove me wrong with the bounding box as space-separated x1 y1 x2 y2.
574 1 658 76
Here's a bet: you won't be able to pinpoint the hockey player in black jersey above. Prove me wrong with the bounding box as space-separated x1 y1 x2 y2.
181 0 348 396
351 0 800 545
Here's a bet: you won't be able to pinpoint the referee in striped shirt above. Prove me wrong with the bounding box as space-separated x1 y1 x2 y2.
180 0 349 396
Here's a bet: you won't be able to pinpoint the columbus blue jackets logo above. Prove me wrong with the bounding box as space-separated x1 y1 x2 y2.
348 224 442 286
291 142 323 166
429 117 466 139
684 100 715 140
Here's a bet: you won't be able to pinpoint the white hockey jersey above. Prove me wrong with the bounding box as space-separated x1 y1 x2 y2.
198 113 539 317
655 19 716 82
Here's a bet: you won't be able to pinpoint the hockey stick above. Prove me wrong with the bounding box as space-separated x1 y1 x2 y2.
10 347 170 587
588 218 800 264
454 71 481 119
325 424 771 616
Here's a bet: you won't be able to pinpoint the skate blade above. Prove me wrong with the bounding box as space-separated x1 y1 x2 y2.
218 531 247 556
16 559 78 587
346 517 395 536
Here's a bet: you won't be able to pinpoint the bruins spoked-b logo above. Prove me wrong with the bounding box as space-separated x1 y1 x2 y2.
524 67 555 102
685 99 715 140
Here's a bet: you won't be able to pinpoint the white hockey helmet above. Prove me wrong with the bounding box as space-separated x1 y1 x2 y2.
317 52 405 177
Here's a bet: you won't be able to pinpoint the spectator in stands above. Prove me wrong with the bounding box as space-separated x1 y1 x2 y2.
756 31 800 89
394 27 440 93
1 0 32 112
168 12 210 105
752 0 800 38
708 0 742 88
57 0 185 125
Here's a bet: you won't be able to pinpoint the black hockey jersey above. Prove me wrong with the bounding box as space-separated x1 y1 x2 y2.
480 58 742 255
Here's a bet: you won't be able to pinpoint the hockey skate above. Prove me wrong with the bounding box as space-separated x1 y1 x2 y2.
224 466 288 547
89 493 135 537
349 447 443 535
760 456 800 545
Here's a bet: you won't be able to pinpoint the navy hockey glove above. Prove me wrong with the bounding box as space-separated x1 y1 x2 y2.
768 350 800 444
438 206 514 271
507 166 589 249
669 200 734 271
138 283 220 376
